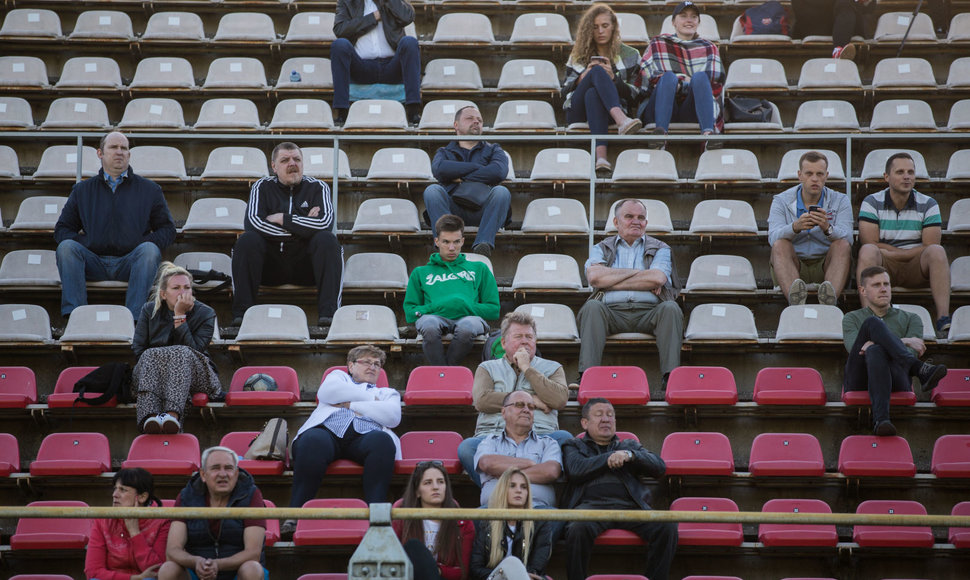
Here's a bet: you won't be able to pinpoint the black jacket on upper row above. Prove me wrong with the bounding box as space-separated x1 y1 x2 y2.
560 433 667 511
333 0 414 50
54 168 176 257
132 300 217 361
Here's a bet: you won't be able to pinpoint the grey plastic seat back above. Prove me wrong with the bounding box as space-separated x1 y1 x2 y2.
10 196 67 230
343 253 409 290
685 303 758 340
689 200 758 233
142 12 205 40
775 305 844 340
269 99 334 130
41 98 110 129
511 254 583 290
0 304 52 342
60 305 134 343
685 255 757 292
326 305 399 341
181 198 247 230
0 249 59 285
118 98 187 129
200 147 268 179
33 145 99 178
130 57 196 89
352 199 421 233
194 98 261 129
237 304 309 342
129 146 188 179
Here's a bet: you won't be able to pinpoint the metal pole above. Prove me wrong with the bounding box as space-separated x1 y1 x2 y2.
2 506 968 528
895 0 926 58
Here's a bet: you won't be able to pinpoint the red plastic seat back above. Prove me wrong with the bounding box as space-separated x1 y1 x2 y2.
758 498 837 547
396 431 463 474
841 385 916 406
30 432 111 475
293 498 369 546
931 434 970 477
748 433 825 477
0 366 37 407
403 366 474 405
10 575 77 580
838 435 915 477
262 499 280 546
665 366 738 405
11 500 91 550
660 432 734 475
587 576 648 580
578 366 649 405
48 366 109 407
0 433 20 476
753 367 826 405
226 366 300 406
853 500 933 548
321 366 389 388
122 433 201 475
949 501 970 548
931 369 970 406
671 496 743 546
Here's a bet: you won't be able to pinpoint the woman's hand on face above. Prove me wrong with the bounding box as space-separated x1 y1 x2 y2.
174 291 195 316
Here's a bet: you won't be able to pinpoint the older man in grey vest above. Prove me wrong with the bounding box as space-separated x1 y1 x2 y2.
458 311 571 487
577 199 683 389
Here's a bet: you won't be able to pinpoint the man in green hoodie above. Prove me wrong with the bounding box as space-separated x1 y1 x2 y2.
404 214 500 365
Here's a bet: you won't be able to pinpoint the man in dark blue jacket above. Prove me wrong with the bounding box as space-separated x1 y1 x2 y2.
54 131 175 320
424 106 511 257
561 397 677 580
231 142 342 326
332 0 422 125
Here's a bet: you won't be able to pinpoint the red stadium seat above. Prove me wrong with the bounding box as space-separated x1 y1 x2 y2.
0 433 20 476
671 497 743 546
321 366 389 388
661 432 734 475
748 433 825 477
931 434 970 477
293 498 368 546
225 366 300 406
326 458 363 475
837 435 915 477
0 366 37 407
930 369 970 406
10 576 76 580
11 500 91 549
594 529 644 546
752 367 826 405
949 501 970 548
587 576 648 580
403 366 473 405
220 431 285 475
665 366 738 405
395 431 463 474
758 499 838 547
841 385 916 406
29 432 111 476
682 576 743 580
577 366 649 405
853 500 934 548
122 433 201 475
263 499 280 547
47 366 110 407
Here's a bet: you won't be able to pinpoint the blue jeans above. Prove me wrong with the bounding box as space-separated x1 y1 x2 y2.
330 36 421 108
55 239 161 319
565 65 623 147
423 184 511 248
415 314 489 366
639 71 715 133
459 429 574 488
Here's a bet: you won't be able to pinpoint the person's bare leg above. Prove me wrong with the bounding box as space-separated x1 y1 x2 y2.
595 144 608 160
771 239 801 300
609 106 630 125
823 238 852 296
920 244 951 321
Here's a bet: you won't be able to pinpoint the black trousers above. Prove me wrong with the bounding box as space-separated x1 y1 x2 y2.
790 0 877 46
403 539 443 580
231 230 342 319
564 501 678 580
843 317 918 423
288 424 395 507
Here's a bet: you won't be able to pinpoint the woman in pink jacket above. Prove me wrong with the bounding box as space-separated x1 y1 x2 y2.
85 467 171 580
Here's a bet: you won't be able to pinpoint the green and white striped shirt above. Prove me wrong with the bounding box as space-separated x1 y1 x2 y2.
858 188 941 249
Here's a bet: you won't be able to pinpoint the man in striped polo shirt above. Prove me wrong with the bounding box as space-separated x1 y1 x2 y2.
856 152 951 333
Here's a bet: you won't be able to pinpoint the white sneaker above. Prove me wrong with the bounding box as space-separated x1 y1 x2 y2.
143 415 163 434
818 280 837 306
159 413 181 434
788 278 808 305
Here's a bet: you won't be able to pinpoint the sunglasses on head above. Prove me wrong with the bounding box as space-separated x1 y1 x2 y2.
417 460 445 469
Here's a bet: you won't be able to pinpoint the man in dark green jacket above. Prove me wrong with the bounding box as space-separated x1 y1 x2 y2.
843 266 947 436
404 214 499 365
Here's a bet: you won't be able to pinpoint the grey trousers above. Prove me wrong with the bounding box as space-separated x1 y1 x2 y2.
577 300 683 375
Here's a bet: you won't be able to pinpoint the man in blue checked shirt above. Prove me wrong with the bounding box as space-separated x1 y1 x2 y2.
576 199 684 389
281 344 400 538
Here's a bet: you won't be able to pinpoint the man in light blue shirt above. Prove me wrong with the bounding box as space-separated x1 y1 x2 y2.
577 199 683 389
768 151 853 306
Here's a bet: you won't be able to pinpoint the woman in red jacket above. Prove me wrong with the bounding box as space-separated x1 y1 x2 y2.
85 467 170 580
394 461 474 580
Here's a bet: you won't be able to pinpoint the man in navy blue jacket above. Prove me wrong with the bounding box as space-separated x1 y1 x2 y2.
424 106 511 257
54 131 175 320
230 142 342 326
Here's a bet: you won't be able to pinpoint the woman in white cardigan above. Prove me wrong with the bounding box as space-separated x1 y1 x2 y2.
282 345 401 537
